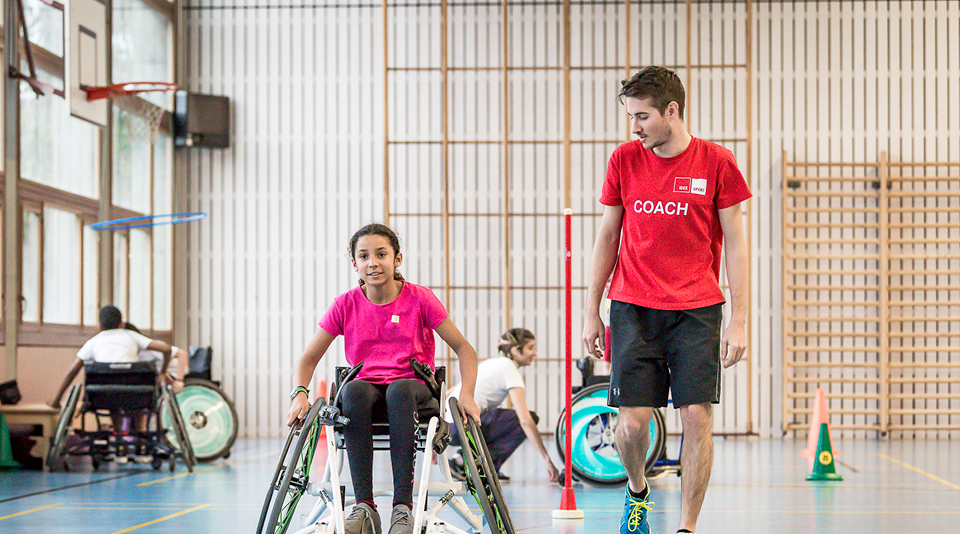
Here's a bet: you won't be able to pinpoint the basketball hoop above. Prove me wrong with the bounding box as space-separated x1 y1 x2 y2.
84 82 177 143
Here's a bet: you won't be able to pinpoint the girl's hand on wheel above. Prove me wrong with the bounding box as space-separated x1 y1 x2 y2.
286 395 310 427
458 395 482 425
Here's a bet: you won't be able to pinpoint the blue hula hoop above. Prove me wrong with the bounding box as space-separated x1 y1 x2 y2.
91 212 208 231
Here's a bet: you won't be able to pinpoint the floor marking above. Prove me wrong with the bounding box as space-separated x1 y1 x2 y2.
134 465 209 487
0 472 142 503
108 503 210 533
877 453 960 490
136 450 278 487
0 503 62 521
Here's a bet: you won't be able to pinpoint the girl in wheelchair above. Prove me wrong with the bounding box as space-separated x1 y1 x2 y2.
286 223 481 534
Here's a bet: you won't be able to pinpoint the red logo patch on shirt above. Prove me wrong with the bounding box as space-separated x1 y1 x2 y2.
674 177 691 193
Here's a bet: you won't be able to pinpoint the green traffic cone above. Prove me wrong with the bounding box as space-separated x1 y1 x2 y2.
806 422 841 481
0 414 22 468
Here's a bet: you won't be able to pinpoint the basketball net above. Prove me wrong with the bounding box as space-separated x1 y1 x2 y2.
84 82 177 145
113 94 166 145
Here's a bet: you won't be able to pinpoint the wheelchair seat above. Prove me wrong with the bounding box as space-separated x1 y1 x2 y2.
83 361 159 414
329 364 446 450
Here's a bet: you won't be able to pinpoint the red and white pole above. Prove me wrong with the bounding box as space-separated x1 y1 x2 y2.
553 208 584 520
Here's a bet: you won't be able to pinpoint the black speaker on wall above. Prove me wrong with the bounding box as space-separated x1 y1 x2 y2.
174 90 230 148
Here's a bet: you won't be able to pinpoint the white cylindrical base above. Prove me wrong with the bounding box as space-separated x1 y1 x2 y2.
551 509 585 519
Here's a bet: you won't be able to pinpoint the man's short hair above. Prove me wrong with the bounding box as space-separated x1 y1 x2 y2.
99 305 123 330
618 66 686 120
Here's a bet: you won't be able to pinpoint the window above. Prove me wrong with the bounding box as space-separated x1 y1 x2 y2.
114 233 128 318
128 229 151 327
113 0 174 110
42 207 81 324
23 0 64 57
113 109 153 212
20 69 98 198
152 133 173 330
22 211 41 323
110 0 176 331
82 225 99 326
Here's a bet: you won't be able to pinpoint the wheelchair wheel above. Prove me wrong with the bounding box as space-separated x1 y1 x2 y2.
162 385 196 472
449 398 515 534
472 417 516 534
47 383 82 472
257 399 323 534
161 379 238 461
554 382 666 484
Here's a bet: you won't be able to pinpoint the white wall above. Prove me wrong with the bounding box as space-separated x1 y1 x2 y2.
180 0 960 438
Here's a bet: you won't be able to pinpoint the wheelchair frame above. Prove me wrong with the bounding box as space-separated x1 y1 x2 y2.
258 362 514 534
46 362 196 473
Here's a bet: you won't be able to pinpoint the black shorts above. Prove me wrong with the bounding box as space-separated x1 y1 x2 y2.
608 301 723 408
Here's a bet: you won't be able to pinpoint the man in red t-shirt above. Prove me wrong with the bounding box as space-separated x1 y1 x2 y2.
582 66 751 534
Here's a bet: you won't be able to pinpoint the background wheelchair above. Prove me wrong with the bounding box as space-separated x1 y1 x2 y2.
160 377 238 461
46 361 196 472
554 357 680 485
258 360 514 534
158 346 238 462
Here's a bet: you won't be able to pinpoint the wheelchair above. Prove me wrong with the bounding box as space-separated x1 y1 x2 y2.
553 358 680 485
258 360 514 534
160 378 238 461
46 361 196 472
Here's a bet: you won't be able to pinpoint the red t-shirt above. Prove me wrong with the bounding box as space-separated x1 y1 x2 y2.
319 282 449 384
599 137 751 310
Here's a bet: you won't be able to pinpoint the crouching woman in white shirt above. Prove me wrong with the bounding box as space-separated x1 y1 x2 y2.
448 328 559 482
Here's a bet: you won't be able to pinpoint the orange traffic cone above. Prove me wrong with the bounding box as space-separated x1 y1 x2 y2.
800 388 840 470
311 380 330 476
315 380 328 440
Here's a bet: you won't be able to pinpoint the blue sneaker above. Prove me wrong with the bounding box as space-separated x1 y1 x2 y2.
619 481 654 534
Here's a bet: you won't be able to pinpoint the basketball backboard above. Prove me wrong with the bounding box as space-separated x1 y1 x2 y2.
66 0 108 126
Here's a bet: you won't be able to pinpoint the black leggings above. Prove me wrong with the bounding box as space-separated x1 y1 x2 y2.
340 378 435 504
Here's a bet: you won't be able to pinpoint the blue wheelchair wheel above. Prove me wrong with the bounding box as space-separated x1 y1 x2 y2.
555 382 666 484
161 379 238 461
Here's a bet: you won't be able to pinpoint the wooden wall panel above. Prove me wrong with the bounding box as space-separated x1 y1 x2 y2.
181 1 960 439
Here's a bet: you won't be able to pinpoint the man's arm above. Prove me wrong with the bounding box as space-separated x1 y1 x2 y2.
49 358 84 408
718 202 749 368
146 340 173 377
507 387 559 482
175 347 188 381
582 204 625 358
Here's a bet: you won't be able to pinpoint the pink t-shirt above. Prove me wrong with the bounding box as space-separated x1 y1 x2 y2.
318 282 449 384
600 137 752 310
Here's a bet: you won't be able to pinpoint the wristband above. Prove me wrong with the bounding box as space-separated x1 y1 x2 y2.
290 386 310 400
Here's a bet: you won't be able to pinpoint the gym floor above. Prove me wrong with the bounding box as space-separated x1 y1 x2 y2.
1 437 957 533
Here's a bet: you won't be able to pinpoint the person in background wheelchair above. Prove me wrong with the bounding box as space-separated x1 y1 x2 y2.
286 223 481 534
447 328 559 483
48 305 174 463
49 306 173 419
